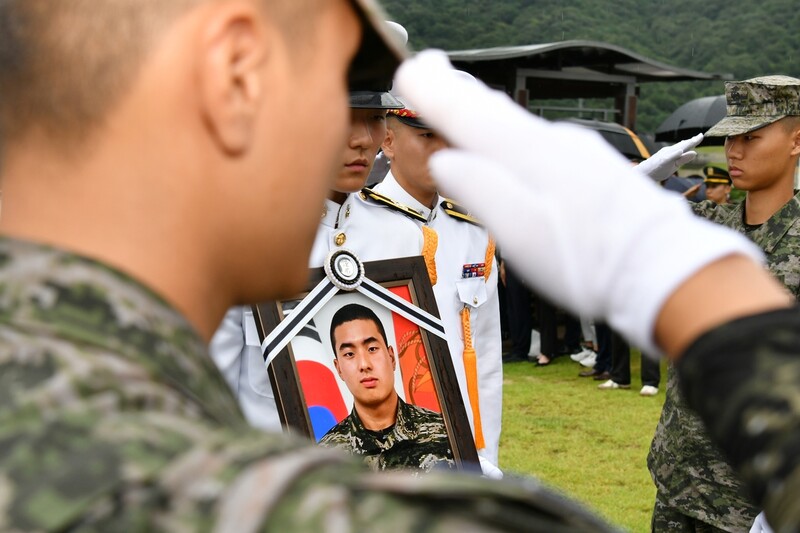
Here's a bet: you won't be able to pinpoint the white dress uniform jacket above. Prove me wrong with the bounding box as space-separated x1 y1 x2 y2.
430 199 502 466
344 173 503 467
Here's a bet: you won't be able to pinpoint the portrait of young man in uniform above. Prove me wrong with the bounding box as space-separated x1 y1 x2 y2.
320 303 455 472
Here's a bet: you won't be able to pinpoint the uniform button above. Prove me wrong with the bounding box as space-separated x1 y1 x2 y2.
345 205 351 218
473 296 478 305
335 233 347 247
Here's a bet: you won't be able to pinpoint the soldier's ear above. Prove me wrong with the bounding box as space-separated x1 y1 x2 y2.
790 124 800 157
382 124 397 161
197 2 269 155
389 346 396 369
333 357 343 378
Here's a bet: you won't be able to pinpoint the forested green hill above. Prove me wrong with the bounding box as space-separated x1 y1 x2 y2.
380 0 800 132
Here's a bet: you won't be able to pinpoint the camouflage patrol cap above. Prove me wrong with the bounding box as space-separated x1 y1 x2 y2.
706 75 800 137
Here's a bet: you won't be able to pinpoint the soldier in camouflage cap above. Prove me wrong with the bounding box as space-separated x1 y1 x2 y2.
320 304 455 472
650 73 800 532
706 75 800 137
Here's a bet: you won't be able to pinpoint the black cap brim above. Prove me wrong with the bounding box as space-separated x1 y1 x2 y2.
391 114 430 129
349 91 404 109
348 0 408 95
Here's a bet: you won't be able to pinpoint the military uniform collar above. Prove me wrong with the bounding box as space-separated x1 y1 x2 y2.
321 198 341 229
374 172 435 222
734 191 800 254
348 396 417 452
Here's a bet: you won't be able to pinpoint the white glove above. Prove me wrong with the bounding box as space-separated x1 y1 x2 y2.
478 456 504 480
750 512 774 533
394 51 763 356
635 134 703 182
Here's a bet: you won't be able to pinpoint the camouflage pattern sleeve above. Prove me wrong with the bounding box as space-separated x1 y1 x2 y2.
0 348 619 533
677 306 800 532
0 237 620 531
691 198 726 219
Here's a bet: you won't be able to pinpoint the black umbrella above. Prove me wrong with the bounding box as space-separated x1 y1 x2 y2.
655 95 726 145
562 118 651 161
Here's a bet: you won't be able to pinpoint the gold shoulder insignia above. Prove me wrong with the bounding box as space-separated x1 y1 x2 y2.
441 199 482 226
360 187 427 222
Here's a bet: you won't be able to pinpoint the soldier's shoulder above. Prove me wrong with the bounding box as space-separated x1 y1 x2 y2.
405 403 445 422
439 198 483 226
401 404 449 440
773 195 800 228
691 199 737 221
358 186 427 222
319 417 356 445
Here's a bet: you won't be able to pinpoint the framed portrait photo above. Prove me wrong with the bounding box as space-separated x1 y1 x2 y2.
251 251 479 470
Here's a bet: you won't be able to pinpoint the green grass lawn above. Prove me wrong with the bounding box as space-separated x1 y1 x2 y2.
499 353 667 532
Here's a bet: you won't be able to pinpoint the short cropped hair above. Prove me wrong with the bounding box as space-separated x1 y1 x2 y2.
329 303 389 355
780 116 800 133
0 0 319 145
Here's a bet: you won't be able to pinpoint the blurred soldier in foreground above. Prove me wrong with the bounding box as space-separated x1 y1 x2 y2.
4 2 800 531
0 0 616 531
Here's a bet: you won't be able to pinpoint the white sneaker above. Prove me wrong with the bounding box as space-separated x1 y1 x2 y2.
570 348 593 362
598 380 630 390
597 379 618 390
579 351 597 368
640 385 658 396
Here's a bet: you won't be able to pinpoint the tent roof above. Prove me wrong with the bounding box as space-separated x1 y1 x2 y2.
447 40 732 82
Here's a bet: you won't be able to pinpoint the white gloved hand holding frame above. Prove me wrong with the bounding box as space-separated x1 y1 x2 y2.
394 51 762 356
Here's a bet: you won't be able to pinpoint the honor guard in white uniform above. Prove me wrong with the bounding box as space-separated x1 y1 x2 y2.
430 199 502 468
209 29 406 431
337 86 504 476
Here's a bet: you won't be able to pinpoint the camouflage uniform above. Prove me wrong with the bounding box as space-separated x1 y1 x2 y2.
319 397 455 472
648 193 800 531
0 236 618 531
676 307 800 533
693 195 800 298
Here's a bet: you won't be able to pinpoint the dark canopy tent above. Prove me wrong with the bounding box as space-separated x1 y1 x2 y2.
448 41 732 131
